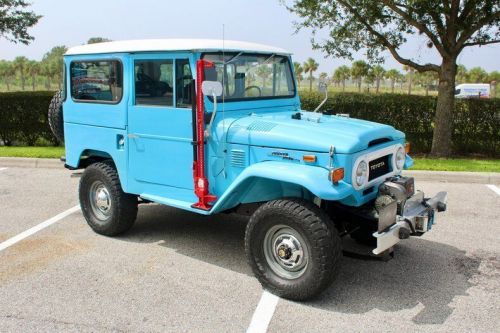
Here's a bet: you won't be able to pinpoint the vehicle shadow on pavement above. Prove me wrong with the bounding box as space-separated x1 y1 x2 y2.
122 204 481 326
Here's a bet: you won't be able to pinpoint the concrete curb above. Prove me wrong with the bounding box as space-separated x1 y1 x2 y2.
403 170 500 184
0 157 498 184
0 157 64 169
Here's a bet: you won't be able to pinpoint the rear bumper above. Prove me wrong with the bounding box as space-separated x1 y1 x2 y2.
372 190 448 255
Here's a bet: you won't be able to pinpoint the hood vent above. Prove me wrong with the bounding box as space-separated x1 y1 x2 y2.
247 121 277 132
368 138 391 147
230 149 246 168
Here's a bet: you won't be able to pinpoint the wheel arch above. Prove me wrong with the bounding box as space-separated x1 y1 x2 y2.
211 161 353 213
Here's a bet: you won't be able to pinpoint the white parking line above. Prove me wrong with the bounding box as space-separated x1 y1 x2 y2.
246 290 280 333
0 205 81 252
0 167 7 172
486 184 500 196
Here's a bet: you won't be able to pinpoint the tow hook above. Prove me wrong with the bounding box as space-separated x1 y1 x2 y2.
398 228 411 239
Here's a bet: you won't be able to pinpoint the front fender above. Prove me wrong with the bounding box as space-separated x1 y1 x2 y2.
211 161 353 213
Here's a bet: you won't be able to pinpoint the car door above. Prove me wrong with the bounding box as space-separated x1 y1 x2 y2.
128 53 195 190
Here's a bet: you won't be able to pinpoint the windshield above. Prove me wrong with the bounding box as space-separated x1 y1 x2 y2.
202 53 295 101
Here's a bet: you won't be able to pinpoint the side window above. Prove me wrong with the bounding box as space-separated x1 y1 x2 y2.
135 60 173 106
175 59 193 108
71 60 122 103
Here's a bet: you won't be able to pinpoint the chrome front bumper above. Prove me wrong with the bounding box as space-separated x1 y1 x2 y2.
372 190 448 255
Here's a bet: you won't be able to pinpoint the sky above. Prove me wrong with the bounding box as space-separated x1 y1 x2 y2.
0 0 499 74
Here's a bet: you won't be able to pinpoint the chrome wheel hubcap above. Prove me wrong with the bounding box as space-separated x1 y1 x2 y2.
89 181 111 220
264 225 309 279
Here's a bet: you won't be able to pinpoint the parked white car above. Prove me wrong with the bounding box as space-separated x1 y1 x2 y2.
455 83 490 98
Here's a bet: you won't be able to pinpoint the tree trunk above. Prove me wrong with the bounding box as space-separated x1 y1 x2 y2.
357 78 361 92
21 75 25 91
391 80 395 93
32 74 36 91
6 80 10 91
431 57 457 157
376 78 380 93
342 79 345 92
309 72 313 92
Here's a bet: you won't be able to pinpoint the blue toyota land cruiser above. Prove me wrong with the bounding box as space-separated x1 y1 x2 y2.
48 39 447 301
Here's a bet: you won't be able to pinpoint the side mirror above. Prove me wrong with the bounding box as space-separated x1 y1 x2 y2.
202 81 223 97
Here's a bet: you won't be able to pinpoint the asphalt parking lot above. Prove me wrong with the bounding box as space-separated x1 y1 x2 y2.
0 166 499 333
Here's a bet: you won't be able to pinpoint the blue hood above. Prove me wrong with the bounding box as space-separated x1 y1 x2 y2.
226 111 405 154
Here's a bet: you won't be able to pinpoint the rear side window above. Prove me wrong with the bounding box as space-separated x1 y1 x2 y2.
70 60 123 103
134 60 174 106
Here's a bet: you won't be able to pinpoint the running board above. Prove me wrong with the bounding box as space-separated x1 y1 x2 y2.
140 194 213 215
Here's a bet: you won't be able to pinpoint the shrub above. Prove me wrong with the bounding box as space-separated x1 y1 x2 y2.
0 91 56 146
0 91 498 157
300 92 499 157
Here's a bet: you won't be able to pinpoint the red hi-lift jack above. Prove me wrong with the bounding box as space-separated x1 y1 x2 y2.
192 59 217 210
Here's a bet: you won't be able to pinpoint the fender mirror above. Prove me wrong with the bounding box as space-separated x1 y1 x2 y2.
202 81 223 97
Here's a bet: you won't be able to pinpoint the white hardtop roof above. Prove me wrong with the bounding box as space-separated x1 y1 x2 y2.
65 39 291 56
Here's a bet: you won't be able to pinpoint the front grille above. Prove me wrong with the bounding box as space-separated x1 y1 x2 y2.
368 155 390 181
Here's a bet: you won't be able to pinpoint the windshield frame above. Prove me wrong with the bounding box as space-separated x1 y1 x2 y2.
201 52 296 103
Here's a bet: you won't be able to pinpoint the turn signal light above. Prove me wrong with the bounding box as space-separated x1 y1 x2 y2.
405 142 411 154
330 168 344 184
303 155 317 163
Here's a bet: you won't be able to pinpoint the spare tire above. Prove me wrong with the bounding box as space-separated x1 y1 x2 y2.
48 91 64 143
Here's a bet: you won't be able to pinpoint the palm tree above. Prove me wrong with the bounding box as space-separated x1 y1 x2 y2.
403 65 415 95
333 65 350 92
0 60 15 91
13 56 29 91
255 65 272 89
385 69 400 93
303 58 319 92
371 65 386 93
351 60 369 93
468 67 488 83
26 60 41 91
415 71 438 96
293 62 304 88
42 46 67 89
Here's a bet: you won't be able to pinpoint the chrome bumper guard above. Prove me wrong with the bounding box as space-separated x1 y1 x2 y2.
372 190 448 255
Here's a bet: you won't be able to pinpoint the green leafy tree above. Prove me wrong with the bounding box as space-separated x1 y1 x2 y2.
456 65 469 83
488 70 500 98
467 66 489 83
0 0 41 44
26 60 40 91
42 46 67 89
87 37 112 44
13 56 29 90
293 61 304 87
351 60 369 92
385 69 400 93
0 60 15 91
371 65 386 93
303 57 319 92
286 0 500 156
333 65 350 91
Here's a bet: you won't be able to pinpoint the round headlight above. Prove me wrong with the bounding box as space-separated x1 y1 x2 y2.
355 161 368 186
395 147 406 170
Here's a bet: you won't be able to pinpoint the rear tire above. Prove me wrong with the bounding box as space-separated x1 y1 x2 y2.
79 161 138 236
245 199 342 301
48 91 64 143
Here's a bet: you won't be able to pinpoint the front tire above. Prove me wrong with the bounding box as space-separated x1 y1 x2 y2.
245 199 342 301
79 161 138 236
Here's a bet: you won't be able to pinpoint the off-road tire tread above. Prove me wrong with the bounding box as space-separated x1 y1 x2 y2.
245 198 342 301
48 91 64 143
79 160 138 236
